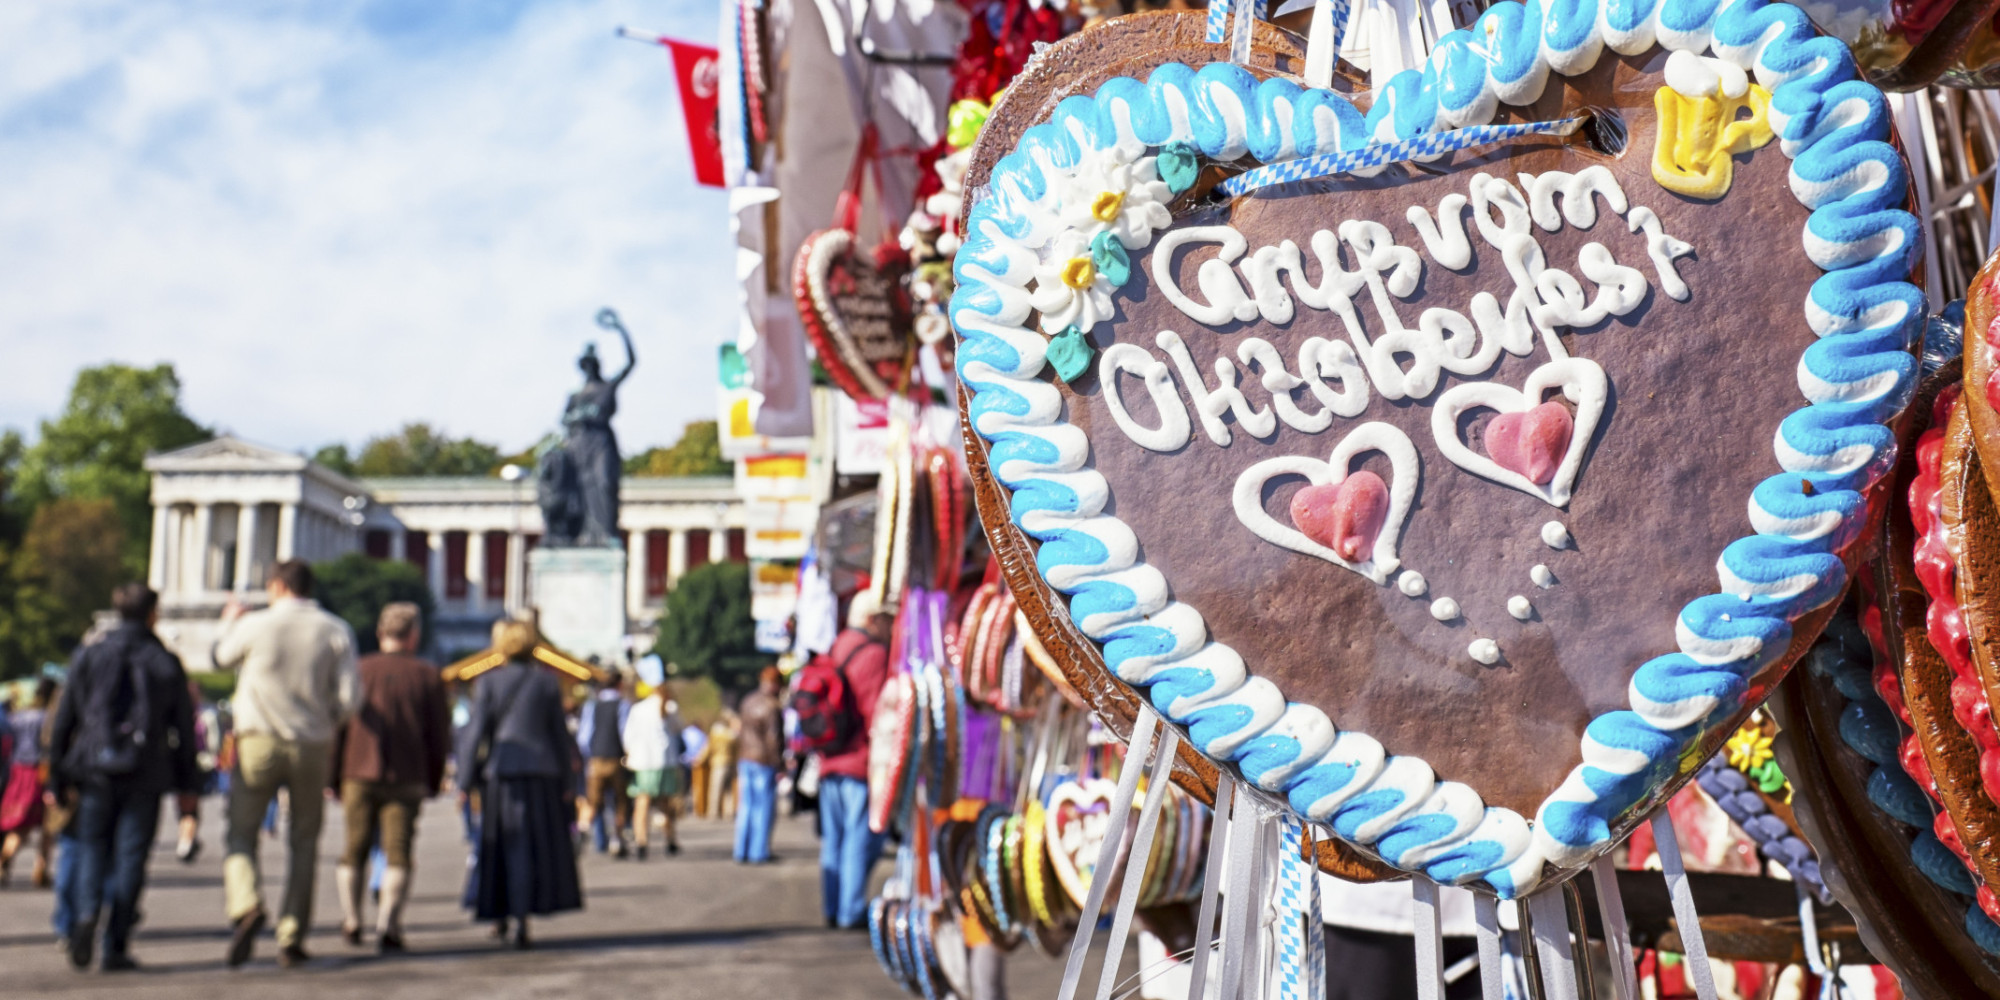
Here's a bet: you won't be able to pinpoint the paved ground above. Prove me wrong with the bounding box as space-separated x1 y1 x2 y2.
0 798 1087 999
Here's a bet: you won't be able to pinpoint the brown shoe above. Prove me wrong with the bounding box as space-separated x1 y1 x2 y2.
226 908 266 968
277 943 311 968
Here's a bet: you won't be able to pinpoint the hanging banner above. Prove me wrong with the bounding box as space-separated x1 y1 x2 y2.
719 343 812 459
835 393 891 475
661 37 725 188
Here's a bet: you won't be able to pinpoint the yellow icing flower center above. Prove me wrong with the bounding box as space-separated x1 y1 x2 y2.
1091 191 1125 223
1060 256 1096 289
1651 83 1775 200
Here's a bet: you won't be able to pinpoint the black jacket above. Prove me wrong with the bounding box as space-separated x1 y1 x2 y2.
459 661 574 788
49 622 199 796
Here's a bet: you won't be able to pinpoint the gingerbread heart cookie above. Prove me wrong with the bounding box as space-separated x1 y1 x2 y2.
953 0 1919 895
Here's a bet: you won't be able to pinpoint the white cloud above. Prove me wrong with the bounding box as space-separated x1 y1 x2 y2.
0 0 734 454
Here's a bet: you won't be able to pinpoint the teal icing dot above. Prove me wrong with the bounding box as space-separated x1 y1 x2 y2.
1046 326 1094 383
1090 231 1131 287
1157 141 1200 194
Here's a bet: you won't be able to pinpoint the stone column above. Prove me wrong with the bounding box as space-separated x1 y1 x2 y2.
234 503 261 592
276 503 299 561
667 529 688 588
467 530 487 614
148 503 169 591
426 531 445 606
505 532 525 614
626 530 647 619
191 504 215 593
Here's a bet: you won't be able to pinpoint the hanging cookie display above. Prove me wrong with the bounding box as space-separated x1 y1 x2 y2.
950 0 1920 898
795 123 918 401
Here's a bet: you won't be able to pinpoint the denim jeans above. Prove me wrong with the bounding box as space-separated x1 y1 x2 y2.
69 783 163 959
817 773 881 927
50 831 77 939
734 761 776 862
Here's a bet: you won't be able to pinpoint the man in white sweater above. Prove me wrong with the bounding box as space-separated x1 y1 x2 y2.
211 560 359 969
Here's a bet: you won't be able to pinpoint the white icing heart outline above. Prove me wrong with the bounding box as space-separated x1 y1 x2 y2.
1231 421 1420 585
1430 357 1607 508
1043 778 1123 909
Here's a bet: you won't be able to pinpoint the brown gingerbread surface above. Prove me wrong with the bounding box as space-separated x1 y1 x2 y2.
1041 54 1815 817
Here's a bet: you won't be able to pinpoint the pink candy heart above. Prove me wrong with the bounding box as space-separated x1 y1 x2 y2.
1485 401 1574 485
1291 471 1391 562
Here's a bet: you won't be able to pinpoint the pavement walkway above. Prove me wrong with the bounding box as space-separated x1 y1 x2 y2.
0 797 1084 999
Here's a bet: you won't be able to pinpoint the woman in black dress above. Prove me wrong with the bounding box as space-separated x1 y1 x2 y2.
462 620 581 948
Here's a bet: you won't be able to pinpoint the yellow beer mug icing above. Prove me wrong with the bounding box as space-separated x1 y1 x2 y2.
1652 50 1775 200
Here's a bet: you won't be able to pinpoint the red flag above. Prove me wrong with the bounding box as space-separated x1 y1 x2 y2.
662 38 724 188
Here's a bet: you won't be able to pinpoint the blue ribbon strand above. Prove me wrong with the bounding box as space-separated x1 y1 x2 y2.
1217 115 1586 196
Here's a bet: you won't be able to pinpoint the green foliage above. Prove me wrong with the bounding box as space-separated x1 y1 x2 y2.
652 561 765 692
313 552 437 656
189 670 238 704
14 364 210 577
316 423 505 478
0 498 127 678
626 420 729 477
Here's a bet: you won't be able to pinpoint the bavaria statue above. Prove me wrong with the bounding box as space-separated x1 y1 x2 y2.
537 308 635 547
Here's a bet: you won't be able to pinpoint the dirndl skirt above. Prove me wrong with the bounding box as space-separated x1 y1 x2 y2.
469 775 583 921
0 763 44 833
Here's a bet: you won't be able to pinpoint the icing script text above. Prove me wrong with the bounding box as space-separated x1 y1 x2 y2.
1097 167 1694 451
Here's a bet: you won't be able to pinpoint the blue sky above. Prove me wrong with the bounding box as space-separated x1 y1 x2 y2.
0 0 733 454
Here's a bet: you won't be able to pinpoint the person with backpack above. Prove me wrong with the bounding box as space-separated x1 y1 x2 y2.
797 591 893 930
45 583 200 973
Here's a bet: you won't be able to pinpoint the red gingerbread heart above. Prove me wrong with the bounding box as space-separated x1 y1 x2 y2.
1290 472 1391 562
1485 402 1575 486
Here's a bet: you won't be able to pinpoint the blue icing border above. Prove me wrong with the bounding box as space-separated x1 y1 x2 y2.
950 0 1917 896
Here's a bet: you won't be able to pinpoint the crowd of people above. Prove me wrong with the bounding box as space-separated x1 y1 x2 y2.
0 559 903 973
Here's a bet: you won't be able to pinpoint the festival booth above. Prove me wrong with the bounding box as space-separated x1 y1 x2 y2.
685 0 2000 995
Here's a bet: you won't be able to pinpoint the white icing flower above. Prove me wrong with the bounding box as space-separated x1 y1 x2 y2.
925 148 972 228
1029 229 1116 334
1055 144 1173 250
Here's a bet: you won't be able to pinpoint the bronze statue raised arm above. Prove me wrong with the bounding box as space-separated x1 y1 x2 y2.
536 308 637 548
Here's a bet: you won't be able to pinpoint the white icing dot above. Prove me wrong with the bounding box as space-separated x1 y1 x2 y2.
1508 595 1533 620
1541 521 1571 549
1468 638 1501 665
1531 564 1555 588
1430 598 1461 622
1398 571 1429 598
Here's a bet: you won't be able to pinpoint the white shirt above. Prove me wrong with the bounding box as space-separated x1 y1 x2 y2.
621 695 679 771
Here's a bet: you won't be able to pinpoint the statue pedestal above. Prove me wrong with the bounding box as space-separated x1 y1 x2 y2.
528 547 628 667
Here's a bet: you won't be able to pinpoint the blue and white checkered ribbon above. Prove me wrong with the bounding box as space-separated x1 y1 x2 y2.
1274 815 1325 1000
1206 0 1271 60
1217 115 1586 197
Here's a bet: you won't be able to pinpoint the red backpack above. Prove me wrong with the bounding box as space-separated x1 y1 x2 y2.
790 640 876 754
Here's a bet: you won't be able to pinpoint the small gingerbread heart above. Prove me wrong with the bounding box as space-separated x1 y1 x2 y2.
1291 472 1391 561
1486 402 1575 486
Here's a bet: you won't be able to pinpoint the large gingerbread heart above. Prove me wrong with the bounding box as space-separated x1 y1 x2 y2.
795 227 915 400
952 1 1919 897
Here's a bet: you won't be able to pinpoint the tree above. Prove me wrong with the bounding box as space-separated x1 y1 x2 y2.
313 552 437 656
652 561 765 692
14 364 210 577
0 498 127 677
626 420 729 477
315 423 504 478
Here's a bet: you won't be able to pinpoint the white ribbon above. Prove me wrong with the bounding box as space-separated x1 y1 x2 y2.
1591 855 1640 1000
1057 708 1160 1000
1651 812 1719 1000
